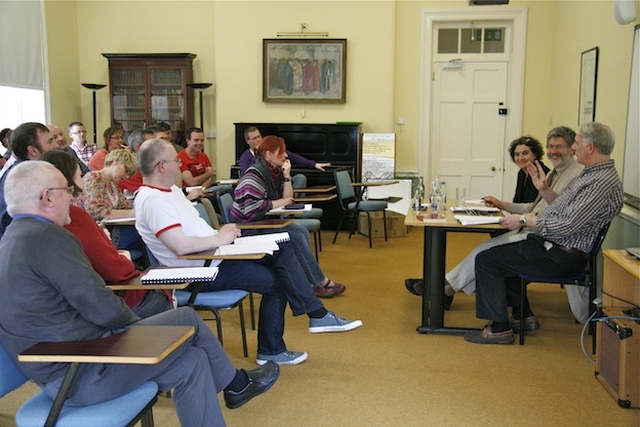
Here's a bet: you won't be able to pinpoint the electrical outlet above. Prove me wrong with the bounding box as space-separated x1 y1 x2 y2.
206 131 216 139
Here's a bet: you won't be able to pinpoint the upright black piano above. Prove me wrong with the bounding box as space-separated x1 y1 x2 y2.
232 122 362 229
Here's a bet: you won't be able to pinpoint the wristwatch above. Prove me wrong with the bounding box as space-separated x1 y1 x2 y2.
283 177 292 182
519 215 527 227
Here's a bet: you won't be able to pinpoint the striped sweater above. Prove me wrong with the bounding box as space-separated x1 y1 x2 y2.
231 157 283 222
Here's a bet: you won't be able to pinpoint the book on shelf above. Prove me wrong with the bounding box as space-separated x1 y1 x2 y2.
215 232 290 256
141 267 219 284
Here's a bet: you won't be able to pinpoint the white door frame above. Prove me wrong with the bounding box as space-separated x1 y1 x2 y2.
418 7 527 200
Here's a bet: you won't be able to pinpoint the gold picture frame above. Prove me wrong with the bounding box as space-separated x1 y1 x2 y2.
263 38 347 103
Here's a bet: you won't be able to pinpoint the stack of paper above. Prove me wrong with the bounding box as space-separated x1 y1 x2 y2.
454 215 502 226
215 232 290 256
141 267 218 284
268 204 312 214
450 206 500 213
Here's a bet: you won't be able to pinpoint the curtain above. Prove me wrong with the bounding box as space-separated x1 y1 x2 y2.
0 0 45 90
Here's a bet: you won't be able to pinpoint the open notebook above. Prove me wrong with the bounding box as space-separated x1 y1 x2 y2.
141 267 219 284
215 232 290 256
454 215 502 226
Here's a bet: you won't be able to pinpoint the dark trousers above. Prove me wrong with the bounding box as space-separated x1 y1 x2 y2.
474 235 587 323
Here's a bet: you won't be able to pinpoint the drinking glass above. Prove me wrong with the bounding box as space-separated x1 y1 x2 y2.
456 187 466 207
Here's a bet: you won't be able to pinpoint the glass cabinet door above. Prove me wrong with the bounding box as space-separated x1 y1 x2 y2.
150 68 185 134
111 68 146 132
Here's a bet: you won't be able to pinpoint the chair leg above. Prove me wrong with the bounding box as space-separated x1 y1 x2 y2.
347 211 357 239
238 301 248 358
318 228 322 252
519 279 526 345
211 308 223 345
332 213 346 244
382 210 388 242
140 408 155 427
248 292 256 330
366 212 373 248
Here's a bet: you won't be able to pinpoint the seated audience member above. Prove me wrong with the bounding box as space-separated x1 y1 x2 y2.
89 126 126 171
464 122 623 345
0 129 15 178
47 123 90 176
68 121 98 168
509 135 550 203
150 121 184 152
240 126 331 189
0 128 11 169
0 161 279 425
231 135 343 297
81 149 139 252
135 139 362 365
117 128 152 194
0 122 57 240
405 127 588 322
177 127 216 188
40 149 172 318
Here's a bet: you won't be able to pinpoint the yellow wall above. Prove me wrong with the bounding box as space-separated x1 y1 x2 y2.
43 0 638 176
44 0 82 129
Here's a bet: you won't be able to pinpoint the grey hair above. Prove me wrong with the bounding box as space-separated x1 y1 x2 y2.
546 126 576 148
578 122 615 155
127 129 147 152
137 138 173 177
5 161 60 216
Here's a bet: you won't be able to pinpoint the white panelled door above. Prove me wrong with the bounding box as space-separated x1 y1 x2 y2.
431 61 508 200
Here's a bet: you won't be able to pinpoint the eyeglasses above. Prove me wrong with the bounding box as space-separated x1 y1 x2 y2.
40 186 75 199
155 158 182 167
71 130 87 135
546 143 568 150
110 135 124 140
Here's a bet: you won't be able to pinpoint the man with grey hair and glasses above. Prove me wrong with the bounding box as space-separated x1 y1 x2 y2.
464 122 623 345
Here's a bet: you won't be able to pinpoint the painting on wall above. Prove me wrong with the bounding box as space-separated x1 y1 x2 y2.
578 47 599 124
263 38 347 103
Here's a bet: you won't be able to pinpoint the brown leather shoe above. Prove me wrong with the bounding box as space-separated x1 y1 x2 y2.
313 285 335 298
325 279 346 296
510 316 540 333
464 325 514 345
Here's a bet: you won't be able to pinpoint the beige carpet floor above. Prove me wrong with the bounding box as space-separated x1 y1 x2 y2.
1 227 639 426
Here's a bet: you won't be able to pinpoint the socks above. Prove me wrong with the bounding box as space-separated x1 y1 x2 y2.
225 369 249 392
308 307 329 319
490 322 511 333
444 282 455 297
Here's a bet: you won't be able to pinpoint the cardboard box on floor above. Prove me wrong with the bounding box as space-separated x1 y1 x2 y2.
358 211 407 238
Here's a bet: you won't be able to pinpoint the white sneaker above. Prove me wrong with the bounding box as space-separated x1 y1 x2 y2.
256 350 308 366
309 311 363 333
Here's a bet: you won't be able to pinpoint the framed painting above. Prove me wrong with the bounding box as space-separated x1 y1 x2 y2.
578 47 599 124
263 38 347 103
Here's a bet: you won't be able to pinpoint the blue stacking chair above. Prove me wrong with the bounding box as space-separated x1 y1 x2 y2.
144 246 249 357
332 168 389 248
0 341 159 427
517 223 611 346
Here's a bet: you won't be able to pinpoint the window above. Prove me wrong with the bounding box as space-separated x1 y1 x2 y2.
437 27 506 55
0 86 46 130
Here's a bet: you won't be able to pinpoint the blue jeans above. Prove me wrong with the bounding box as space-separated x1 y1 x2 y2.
196 237 324 355
41 307 235 427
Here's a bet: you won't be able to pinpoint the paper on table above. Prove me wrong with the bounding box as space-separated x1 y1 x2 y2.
464 199 486 205
454 215 502 226
450 206 500 213
268 204 312 214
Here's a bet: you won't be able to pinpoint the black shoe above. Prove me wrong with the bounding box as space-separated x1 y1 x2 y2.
404 278 423 296
443 293 454 311
224 361 280 409
405 279 454 310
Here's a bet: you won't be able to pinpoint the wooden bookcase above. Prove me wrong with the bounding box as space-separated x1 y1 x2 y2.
102 53 196 142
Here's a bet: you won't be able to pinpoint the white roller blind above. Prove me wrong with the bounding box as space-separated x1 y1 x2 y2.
0 0 45 90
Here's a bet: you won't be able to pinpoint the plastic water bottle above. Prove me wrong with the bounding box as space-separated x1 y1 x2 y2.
439 181 447 209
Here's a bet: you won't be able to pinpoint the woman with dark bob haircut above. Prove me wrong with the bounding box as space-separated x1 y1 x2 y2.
508 135 550 203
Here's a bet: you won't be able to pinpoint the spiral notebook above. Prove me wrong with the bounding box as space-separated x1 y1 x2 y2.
141 267 219 284
215 232 290 256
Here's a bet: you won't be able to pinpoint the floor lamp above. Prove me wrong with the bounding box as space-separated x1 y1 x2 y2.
81 83 107 144
187 83 212 131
